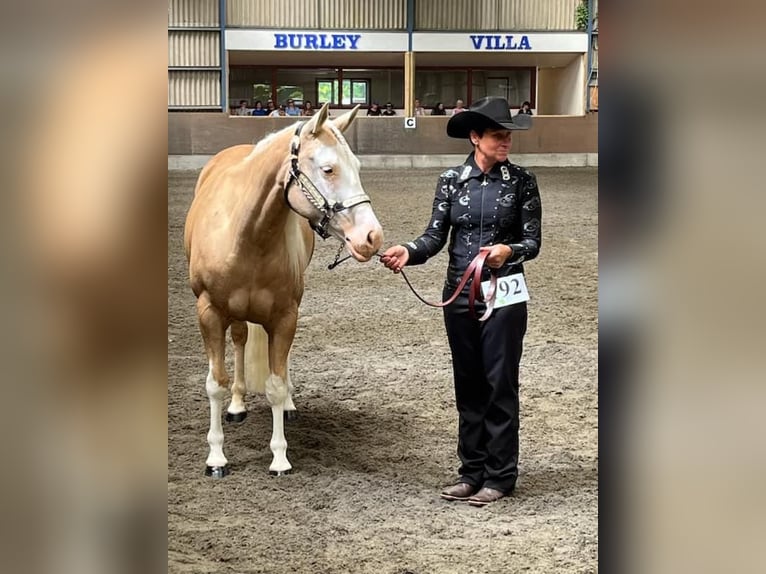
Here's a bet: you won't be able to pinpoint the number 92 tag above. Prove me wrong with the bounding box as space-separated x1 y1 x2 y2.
482 272 529 308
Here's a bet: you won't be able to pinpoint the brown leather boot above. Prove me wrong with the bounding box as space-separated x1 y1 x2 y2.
440 482 477 501
467 487 508 507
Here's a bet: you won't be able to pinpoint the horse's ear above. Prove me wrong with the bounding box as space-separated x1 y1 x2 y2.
332 105 360 133
307 102 331 136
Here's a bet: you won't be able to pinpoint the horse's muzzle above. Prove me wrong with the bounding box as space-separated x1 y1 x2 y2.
346 223 383 262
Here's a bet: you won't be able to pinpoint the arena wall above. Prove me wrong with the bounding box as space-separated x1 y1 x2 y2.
168 112 597 156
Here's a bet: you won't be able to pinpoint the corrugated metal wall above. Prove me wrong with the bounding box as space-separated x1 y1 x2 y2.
226 0 405 29
227 0 318 28
169 71 221 107
417 0 579 31
319 0 405 29
168 31 220 67
168 0 219 27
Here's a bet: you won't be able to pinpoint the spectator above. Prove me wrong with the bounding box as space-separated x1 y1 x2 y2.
269 104 286 117
382 102 396 116
366 102 382 116
451 99 466 115
431 102 447 116
301 100 315 117
234 100 250 116
517 101 534 116
251 100 267 116
265 100 276 115
284 99 301 116
414 98 425 116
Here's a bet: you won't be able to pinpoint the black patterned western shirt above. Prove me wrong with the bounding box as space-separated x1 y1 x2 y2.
404 152 542 303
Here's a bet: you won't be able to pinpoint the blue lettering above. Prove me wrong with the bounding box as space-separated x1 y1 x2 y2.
519 35 531 50
305 34 318 49
347 34 361 49
504 35 518 49
489 36 500 50
470 35 483 50
272 32 365 50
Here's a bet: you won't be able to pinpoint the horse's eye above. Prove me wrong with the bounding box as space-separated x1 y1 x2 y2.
321 166 333 174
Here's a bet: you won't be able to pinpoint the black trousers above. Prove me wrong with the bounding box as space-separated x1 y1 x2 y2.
443 301 528 493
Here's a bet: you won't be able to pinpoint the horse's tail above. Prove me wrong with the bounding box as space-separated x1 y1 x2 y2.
244 322 269 394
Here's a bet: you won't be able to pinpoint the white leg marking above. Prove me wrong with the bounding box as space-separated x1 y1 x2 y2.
206 362 228 468
265 374 291 473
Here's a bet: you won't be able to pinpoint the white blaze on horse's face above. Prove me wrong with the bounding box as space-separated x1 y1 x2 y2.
289 104 384 261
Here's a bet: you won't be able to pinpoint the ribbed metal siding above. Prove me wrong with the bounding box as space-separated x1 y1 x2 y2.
498 0 578 30
168 0 219 27
227 0 319 28
168 71 221 107
416 0 579 31
319 0 405 30
168 31 220 67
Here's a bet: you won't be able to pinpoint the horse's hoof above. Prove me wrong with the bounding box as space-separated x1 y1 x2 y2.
204 465 230 478
225 411 247 423
269 468 293 477
284 410 298 422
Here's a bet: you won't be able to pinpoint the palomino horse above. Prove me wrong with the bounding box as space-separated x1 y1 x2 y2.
184 103 383 477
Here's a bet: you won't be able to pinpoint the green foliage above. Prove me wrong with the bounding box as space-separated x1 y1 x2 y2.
575 0 590 31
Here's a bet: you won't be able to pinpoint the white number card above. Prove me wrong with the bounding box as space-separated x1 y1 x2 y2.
482 272 529 308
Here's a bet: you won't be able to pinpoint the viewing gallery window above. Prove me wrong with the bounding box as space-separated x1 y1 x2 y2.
317 79 369 106
416 68 535 109
472 69 534 107
228 66 404 109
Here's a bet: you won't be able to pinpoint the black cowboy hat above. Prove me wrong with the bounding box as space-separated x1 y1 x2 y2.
447 96 531 138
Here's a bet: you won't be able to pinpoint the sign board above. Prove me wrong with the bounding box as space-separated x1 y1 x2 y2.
226 30 409 52
404 117 416 129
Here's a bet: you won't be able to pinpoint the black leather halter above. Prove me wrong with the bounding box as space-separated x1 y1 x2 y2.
284 121 371 239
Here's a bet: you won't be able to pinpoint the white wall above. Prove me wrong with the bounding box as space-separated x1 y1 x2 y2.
535 55 586 115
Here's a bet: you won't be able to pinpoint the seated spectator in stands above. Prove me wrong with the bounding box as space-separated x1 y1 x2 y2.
517 101 534 115
367 102 382 116
265 99 276 115
414 98 425 116
431 102 447 116
382 102 396 116
301 100 315 117
451 99 466 115
251 100 267 116
284 99 301 116
269 104 287 117
234 100 250 116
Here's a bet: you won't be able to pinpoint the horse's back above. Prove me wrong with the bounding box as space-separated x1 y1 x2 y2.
193 144 255 197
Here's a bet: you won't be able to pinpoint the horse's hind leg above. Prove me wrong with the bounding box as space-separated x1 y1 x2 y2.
265 314 298 475
226 320 248 423
284 350 298 421
197 294 231 478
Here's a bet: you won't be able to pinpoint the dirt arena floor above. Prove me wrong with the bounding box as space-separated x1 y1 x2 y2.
168 166 598 573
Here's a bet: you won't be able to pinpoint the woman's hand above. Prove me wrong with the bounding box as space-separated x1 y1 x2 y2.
380 245 410 273
480 244 513 268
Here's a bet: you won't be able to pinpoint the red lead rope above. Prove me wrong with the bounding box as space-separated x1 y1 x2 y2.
393 250 498 322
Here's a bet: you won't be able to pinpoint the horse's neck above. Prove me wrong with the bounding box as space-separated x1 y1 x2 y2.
237 131 293 240
235 130 311 276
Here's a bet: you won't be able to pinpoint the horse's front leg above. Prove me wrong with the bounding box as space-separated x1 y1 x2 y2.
197 294 231 478
265 313 298 475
